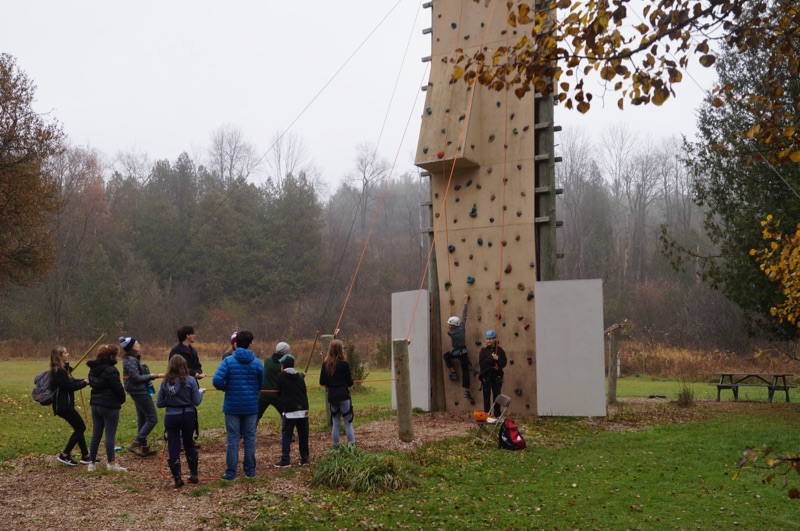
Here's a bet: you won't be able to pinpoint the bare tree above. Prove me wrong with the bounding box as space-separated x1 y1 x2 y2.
265 129 321 193
345 142 390 236
207 124 260 186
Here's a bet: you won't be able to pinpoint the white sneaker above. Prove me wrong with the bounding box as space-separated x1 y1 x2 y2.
87 463 97 472
106 463 127 472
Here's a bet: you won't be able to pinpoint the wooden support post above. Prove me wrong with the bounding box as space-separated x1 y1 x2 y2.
393 338 414 442
607 330 619 405
320 334 334 426
425 193 446 411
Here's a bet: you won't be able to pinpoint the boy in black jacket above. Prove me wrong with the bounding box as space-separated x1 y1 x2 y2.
274 355 310 467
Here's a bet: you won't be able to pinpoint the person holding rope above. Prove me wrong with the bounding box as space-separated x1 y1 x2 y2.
319 339 355 446
257 341 288 424
120 336 164 457
478 329 507 417
443 294 475 404
157 355 205 488
212 330 263 480
86 344 127 472
50 345 91 467
169 325 206 447
274 354 310 467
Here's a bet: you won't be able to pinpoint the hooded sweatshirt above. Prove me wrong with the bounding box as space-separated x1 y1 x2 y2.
212 347 263 415
156 376 203 415
276 368 309 418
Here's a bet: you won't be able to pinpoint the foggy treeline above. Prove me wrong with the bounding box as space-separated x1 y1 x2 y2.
0 123 748 352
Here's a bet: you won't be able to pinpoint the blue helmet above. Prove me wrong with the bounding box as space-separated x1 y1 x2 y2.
485 329 497 339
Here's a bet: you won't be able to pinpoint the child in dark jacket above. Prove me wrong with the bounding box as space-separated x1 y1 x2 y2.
157 355 204 488
444 294 475 403
478 329 507 417
87 344 127 472
275 354 309 467
50 345 91 467
319 340 355 446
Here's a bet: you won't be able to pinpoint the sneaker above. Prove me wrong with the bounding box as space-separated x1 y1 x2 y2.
449 371 458 381
299 457 309 466
273 460 291 468
79 456 92 465
56 453 78 466
87 463 97 472
106 463 128 472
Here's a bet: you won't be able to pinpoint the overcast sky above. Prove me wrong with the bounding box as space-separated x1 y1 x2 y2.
2 1 716 191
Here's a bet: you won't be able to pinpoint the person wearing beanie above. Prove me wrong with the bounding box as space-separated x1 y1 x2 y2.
257 341 289 423
478 329 507 417
120 336 164 457
319 339 355 446
274 354 310 467
222 332 237 359
212 330 263 480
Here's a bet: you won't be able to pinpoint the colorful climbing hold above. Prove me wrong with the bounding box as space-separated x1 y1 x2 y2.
515 234 521 241
517 163 522 170
495 281 500 290
466 179 472 186
490 194 496 201
451 22 457 29
513 128 518 134
530 261 535 268
516 210 522 217
527 290 534 301
488 241 493 246
517 282 525 290
476 184 481 189
454 261 459 266
454 184 461 191
488 134 496 142
437 150 445 159
474 339 482 345
523 125 530 132
467 276 475 284
505 264 512 274
487 167 493 174
469 204 477 217
477 238 483 246
444 281 451 290
523 322 530 330
489 218 494 223
448 244 455 253
426 107 432 115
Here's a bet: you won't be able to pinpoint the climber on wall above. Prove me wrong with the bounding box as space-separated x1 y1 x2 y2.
443 294 475 404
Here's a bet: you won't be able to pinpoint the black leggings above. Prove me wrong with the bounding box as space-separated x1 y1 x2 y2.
56 406 88 457
443 350 471 389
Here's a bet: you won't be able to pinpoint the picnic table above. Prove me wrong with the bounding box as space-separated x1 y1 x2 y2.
713 372 795 402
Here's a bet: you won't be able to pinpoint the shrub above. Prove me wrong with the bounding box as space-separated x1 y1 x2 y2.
345 339 370 391
374 335 392 369
676 381 695 407
310 444 417 494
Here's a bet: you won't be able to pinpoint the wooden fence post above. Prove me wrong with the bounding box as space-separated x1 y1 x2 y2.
320 334 333 426
393 338 414 442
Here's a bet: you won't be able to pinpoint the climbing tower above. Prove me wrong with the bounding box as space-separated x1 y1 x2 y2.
415 1 559 414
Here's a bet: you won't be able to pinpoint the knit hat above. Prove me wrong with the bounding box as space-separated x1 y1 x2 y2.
230 332 238 345
275 342 291 355
279 354 295 367
119 336 136 353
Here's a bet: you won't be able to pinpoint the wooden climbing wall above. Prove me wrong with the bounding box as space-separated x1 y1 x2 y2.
415 0 558 415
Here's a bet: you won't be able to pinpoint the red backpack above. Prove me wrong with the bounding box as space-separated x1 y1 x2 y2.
498 419 526 450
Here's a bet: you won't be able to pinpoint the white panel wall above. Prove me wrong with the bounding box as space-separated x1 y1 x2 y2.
535 280 606 416
391 290 431 411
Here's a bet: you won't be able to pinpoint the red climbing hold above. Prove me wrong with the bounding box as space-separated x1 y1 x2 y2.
504 264 512 274
437 150 445 159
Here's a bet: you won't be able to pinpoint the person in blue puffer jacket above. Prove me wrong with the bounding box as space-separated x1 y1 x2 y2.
212 330 263 480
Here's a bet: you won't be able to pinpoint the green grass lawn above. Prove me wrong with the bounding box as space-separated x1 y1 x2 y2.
4 360 800 527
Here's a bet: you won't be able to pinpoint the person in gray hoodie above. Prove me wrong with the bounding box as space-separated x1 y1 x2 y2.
443 294 475 403
120 336 164 457
157 355 204 488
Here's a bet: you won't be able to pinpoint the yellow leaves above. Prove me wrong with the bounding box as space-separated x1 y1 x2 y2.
652 87 670 106
699 54 716 67
791 151 800 163
600 65 616 81
577 101 590 113
744 124 761 139
782 125 796 139
452 66 464 81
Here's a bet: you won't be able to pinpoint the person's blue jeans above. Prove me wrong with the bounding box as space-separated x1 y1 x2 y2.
130 392 158 445
281 416 309 463
224 413 257 479
165 410 197 465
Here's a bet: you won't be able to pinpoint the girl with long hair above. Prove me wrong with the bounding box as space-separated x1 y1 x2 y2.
50 345 91 466
319 340 355 445
86 344 127 472
157 354 204 488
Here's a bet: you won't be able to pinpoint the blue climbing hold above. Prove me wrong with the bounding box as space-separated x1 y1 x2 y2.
466 179 472 187
451 22 457 29
469 204 477 218
477 238 483 246
448 244 456 253
423 146 428 154
426 107 432 115
467 276 475 284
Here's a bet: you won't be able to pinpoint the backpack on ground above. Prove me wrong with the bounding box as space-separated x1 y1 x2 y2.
498 419 526 450
32 370 55 406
